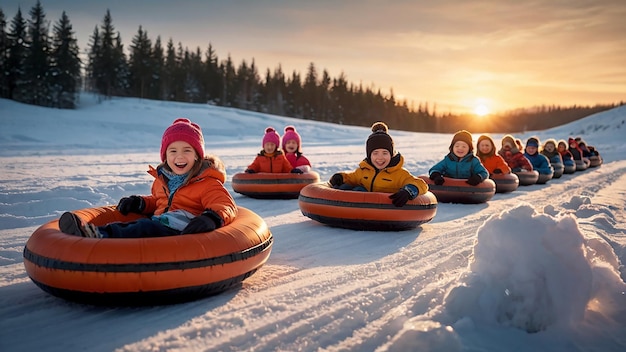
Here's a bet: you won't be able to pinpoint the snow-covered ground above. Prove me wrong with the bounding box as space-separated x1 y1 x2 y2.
1 95 625 351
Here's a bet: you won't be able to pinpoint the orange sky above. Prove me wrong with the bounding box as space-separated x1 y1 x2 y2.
3 0 625 114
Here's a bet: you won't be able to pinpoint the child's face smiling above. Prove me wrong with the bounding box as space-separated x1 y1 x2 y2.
453 141 469 158
284 139 298 153
544 143 555 153
478 140 492 154
263 142 277 154
526 145 538 155
370 149 391 169
166 141 197 175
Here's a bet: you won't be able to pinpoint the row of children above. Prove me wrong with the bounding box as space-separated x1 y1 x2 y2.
58 118 600 239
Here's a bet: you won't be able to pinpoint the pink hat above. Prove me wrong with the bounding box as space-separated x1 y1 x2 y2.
262 127 280 147
160 118 205 162
282 125 302 153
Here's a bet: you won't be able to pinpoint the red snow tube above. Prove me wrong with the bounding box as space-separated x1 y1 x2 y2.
536 171 554 184
23 206 273 306
490 173 519 193
298 182 437 231
589 156 602 167
232 171 320 199
418 176 496 204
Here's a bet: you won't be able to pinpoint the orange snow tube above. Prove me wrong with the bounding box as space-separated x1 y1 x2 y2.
298 182 437 231
23 206 273 305
418 175 496 204
232 171 320 199
490 173 519 193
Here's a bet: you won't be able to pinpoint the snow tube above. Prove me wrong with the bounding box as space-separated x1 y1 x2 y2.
417 176 496 204
298 182 437 231
536 171 554 184
490 173 519 193
232 171 320 199
551 162 564 178
23 206 273 306
514 170 539 186
563 163 576 174
576 159 589 171
589 156 602 167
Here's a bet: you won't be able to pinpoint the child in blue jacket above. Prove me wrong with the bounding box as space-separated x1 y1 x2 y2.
524 137 554 175
428 130 488 186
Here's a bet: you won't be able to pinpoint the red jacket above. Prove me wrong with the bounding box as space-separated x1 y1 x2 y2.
143 156 237 227
247 150 293 173
478 154 512 174
498 146 533 171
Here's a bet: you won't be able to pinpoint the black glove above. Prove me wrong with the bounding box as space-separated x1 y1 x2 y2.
116 195 145 215
245 169 256 174
389 189 410 207
291 168 304 174
466 174 483 186
430 172 445 185
181 213 218 234
511 167 522 172
329 173 344 187
492 168 502 174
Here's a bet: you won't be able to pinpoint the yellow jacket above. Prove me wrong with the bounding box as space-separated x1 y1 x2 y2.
340 154 428 195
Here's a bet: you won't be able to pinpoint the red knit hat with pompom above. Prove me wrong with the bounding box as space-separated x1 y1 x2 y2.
160 118 205 162
282 125 302 153
262 127 280 148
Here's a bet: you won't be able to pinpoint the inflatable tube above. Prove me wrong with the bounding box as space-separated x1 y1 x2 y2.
490 173 519 193
417 176 496 204
551 162 564 178
23 206 273 306
298 182 437 231
232 171 320 199
576 159 589 171
536 171 554 184
563 163 576 174
589 156 602 167
514 170 539 186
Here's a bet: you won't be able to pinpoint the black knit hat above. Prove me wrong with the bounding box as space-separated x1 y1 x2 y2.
450 130 473 152
366 122 394 157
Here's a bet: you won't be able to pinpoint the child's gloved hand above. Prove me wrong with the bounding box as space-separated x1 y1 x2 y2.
182 213 217 234
116 196 145 215
245 169 256 174
429 172 445 185
291 168 304 174
466 174 483 186
389 189 410 207
329 173 344 187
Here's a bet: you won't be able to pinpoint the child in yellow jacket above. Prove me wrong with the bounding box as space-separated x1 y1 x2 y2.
328 122 428 207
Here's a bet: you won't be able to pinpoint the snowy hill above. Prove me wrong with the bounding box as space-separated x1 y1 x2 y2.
1 96 625 352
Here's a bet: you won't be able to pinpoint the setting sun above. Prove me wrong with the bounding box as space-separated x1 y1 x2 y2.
474 104 490 117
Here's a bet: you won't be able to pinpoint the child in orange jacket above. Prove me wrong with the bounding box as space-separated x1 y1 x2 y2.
59 118 238 238
246 127 295 173
476 134 511 175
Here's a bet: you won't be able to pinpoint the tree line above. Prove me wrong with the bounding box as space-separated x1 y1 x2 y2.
1 3 622 132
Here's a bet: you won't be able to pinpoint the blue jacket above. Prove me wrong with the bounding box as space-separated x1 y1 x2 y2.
524 152 554 175
429 152 489 180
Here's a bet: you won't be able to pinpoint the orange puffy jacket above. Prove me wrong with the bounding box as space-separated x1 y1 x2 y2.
143 156 237 228
247 150 293 173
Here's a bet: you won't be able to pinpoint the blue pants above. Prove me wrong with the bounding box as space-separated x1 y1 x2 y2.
98 218 180 238
338 184 367 192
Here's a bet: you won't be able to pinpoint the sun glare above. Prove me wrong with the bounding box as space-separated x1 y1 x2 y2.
474 104 490 117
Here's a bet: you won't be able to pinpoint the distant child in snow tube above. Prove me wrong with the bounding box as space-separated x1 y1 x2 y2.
498 134 533 172
245 127 295 174
59 118 238 238
476 134 511 175
281 125 312 174
557 140 575 168
428 130 489 186
328 122 428 207
524 137 554 176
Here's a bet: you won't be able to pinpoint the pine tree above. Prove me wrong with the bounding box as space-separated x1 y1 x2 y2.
0 9 9 98
162 38 177 100
151 36 164 100
112 33 130 96
129 25 153 99
6 8 27 101
23 1 50 106
49 11 81 108
203 43 221 104
90 10 118 98
84 25 100 94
